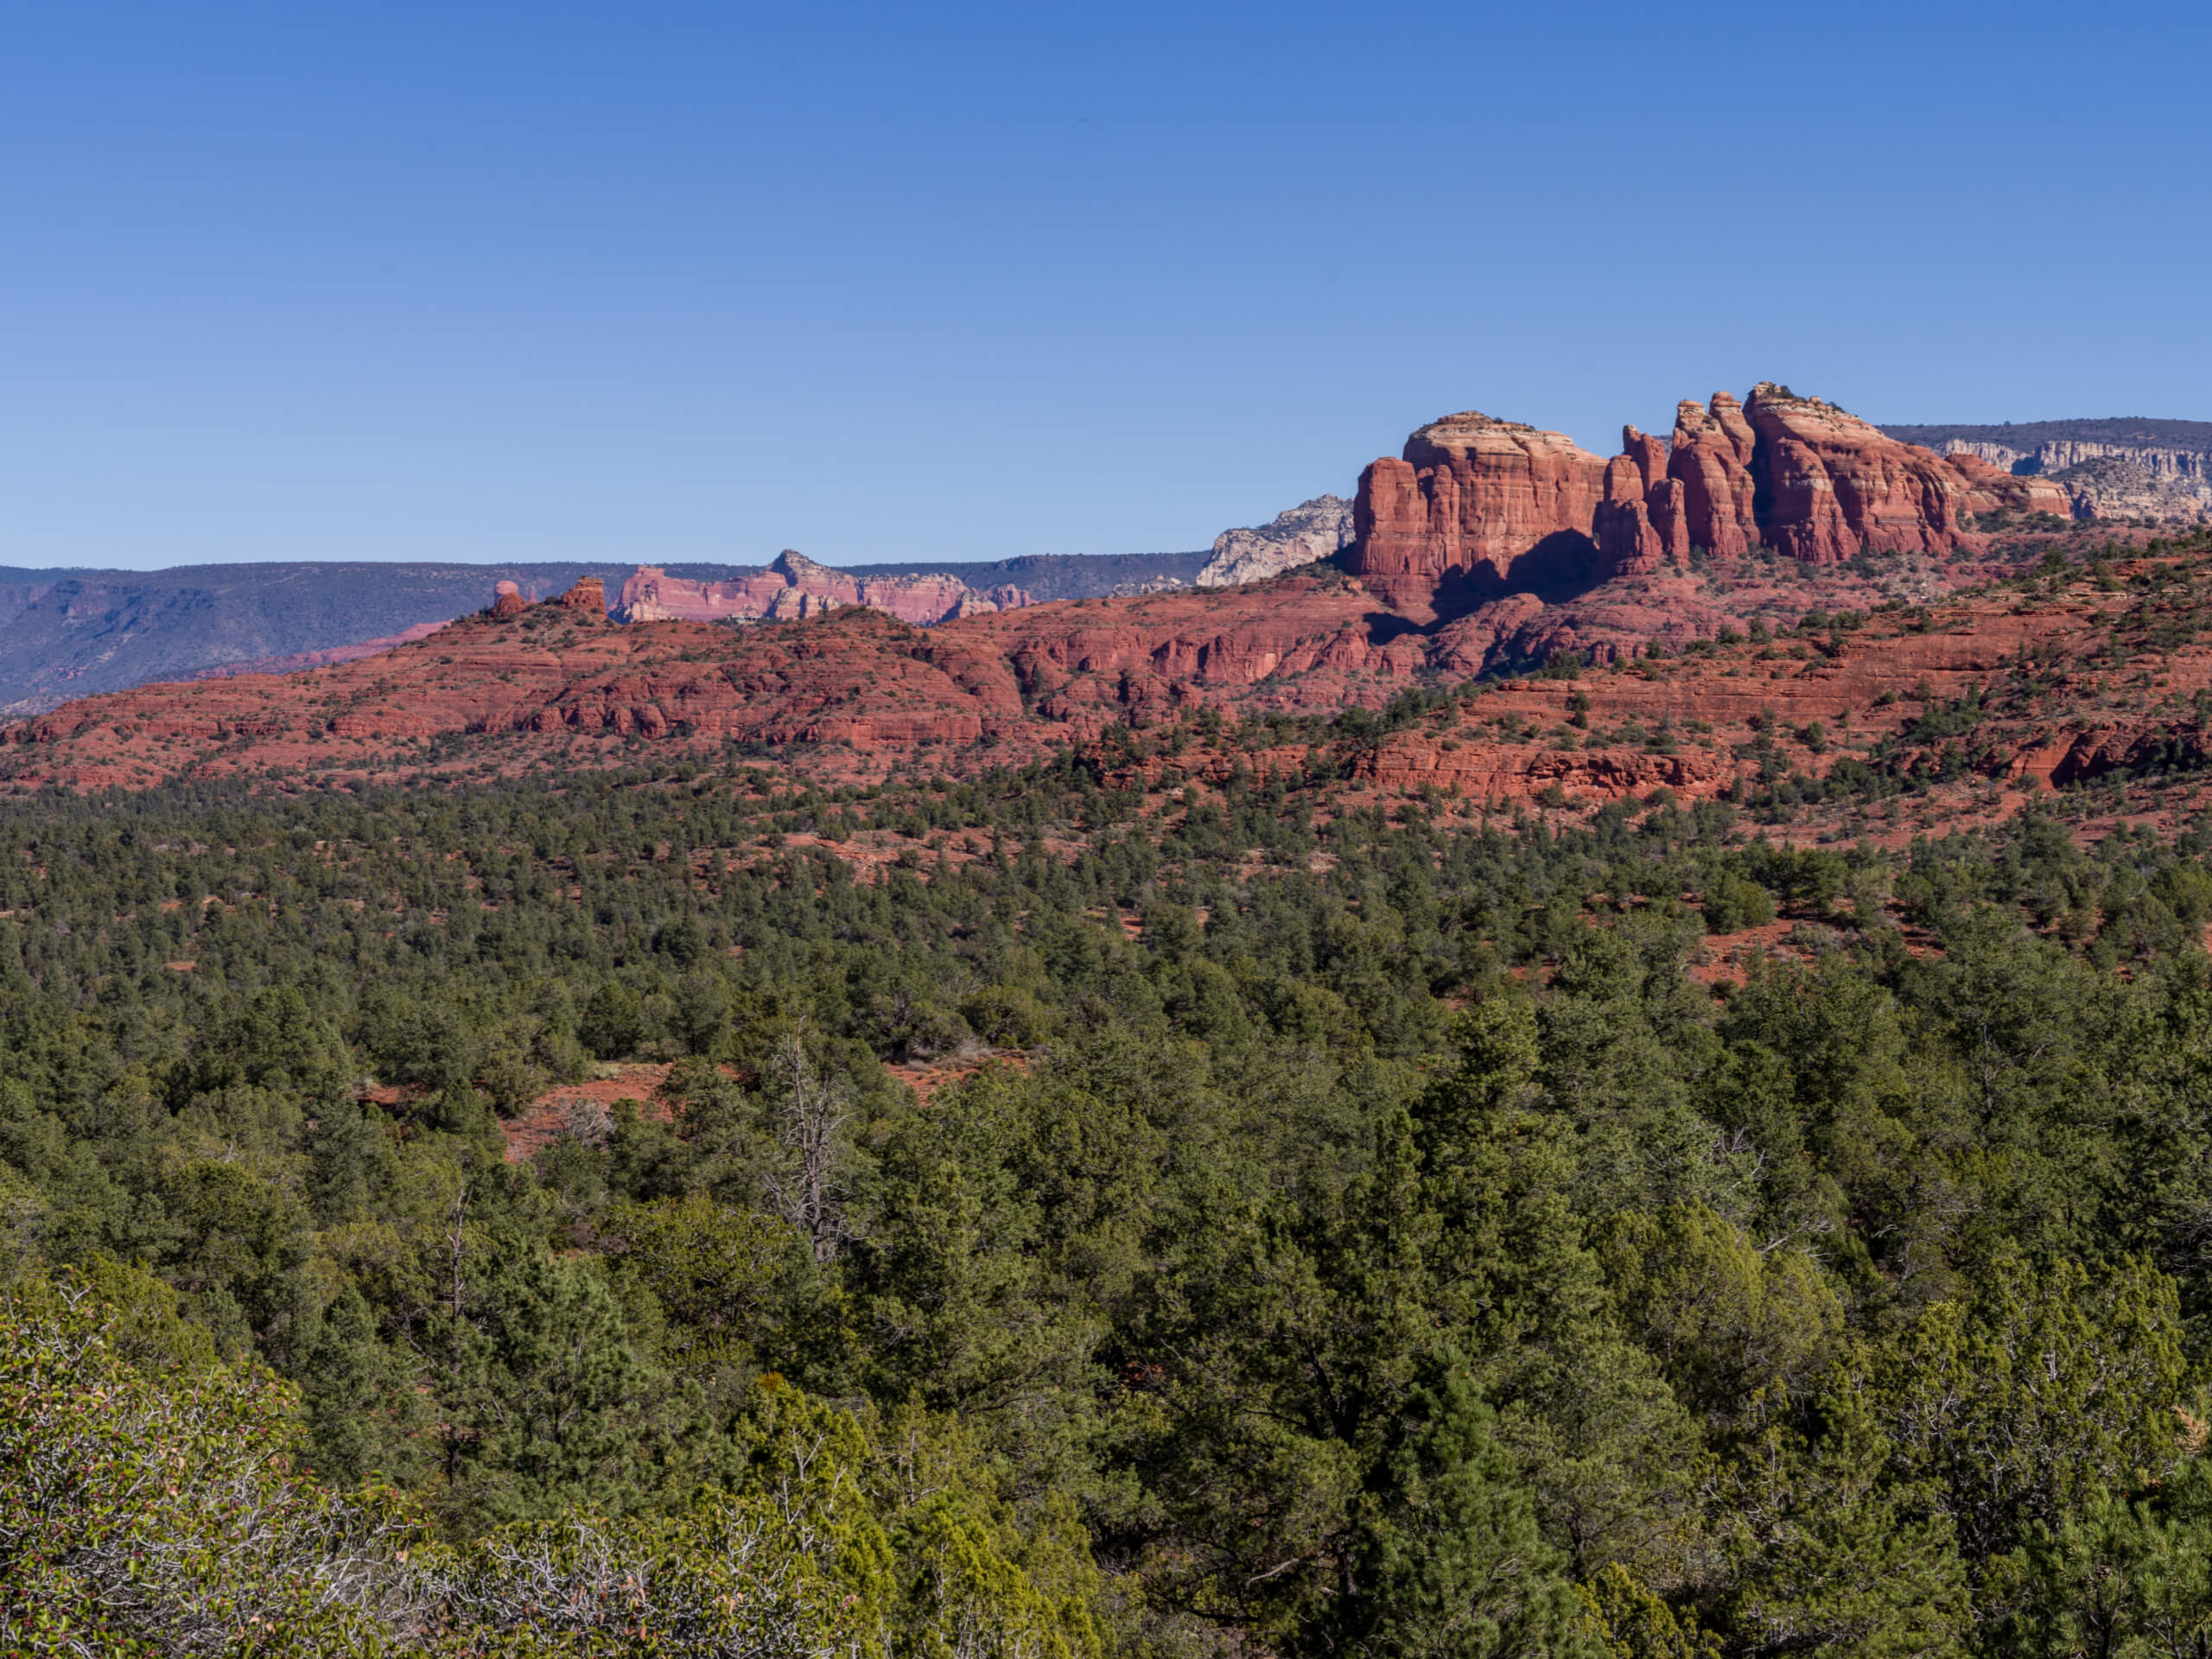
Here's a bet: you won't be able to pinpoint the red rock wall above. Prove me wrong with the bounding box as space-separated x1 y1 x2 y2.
1667 395 1760 559
1743 383 1973 563
618 552 1028 627
1942 449 2075 520
1351 382 2068 607
1350 412 1608 614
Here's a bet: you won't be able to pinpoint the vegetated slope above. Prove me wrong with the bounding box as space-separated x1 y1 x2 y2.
11 531 2212 833
0 551 1214 717
0 572 1398 791
11 632 2212 1650
0 561 641 716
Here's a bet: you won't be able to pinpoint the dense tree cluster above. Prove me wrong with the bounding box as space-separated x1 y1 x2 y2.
7 747 2212 1654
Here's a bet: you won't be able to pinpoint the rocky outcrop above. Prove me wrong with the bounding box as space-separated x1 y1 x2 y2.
1884 421 2212 486
1351 414 1608 615
1345 383 2082 610
617 551 1027 627
558 576 610 616
27 549 2212 841
1594 426 1694 577
2050 458 2212 524
1940 450 2075 521
1594 455 1665 576
1668 396 1760 558
1742 384 1986 563
491 582 528 620
1197 496 1355 587
0 575 1408 789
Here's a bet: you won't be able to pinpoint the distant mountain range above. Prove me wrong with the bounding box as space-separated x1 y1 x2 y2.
838 550 1207 601
1881 417 2212 458
0 551 1208 716
1880 418 2212 479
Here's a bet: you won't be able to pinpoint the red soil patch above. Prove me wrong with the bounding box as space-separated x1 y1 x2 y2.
886 1052 1031 1105
503 1063 676 1164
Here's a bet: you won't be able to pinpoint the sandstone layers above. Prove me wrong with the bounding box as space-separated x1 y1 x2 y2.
2046 458 2212 524
1349 383 2082 619
0 574 1398 790
618 550 1027 627
16 562 2212 840
1197 496 1356 587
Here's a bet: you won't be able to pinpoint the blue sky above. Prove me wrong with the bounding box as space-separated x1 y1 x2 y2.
4 2 2208 571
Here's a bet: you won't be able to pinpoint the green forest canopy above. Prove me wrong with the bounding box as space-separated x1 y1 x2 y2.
9 742 2212 1654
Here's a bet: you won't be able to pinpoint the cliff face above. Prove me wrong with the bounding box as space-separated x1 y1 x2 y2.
1882 420 2212 485
1667 395 1760 559
1352 413 1610 616
1941 450 2076 521
1741 383 1981 563
2050 458 2212 523
1196 496 1355 588
1346 382 2070 612
617 550 1028 627
1945 438 2212 480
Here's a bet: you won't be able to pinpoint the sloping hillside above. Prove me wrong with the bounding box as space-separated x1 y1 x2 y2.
13 535 2212 836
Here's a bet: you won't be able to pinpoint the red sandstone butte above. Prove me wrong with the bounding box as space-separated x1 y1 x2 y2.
491 582 527 620
558 575 610 616
618 550 1028 628
1741 383 1979 563
1351 412 1608 617
1349 382 2072 614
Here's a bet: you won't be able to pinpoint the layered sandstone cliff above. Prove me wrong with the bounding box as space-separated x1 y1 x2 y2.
1346 382 2071 613
1742 383 1983 562
1352 413 1610 616
1884 420 2212 486
1938 449 2075 521
617 550 1027 627
2048 458 2212 524
1196 496 1355 587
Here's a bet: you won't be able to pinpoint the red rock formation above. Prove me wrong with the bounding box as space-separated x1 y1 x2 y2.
491 582 527 620
1649 479 1692 562
1350 384 2031 607
1668 395 1761 558
1941 449 2075 521
1624 426 1669 493
1350 413 1606 615
1743 383 1978 562
12 546 2210 830
1594 425 1696 578
558 576 609 616
1594 455 1665 577
618 551 1029 628
0 575 1408 789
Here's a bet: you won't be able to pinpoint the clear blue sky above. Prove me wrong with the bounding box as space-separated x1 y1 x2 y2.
5 2 2208 572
